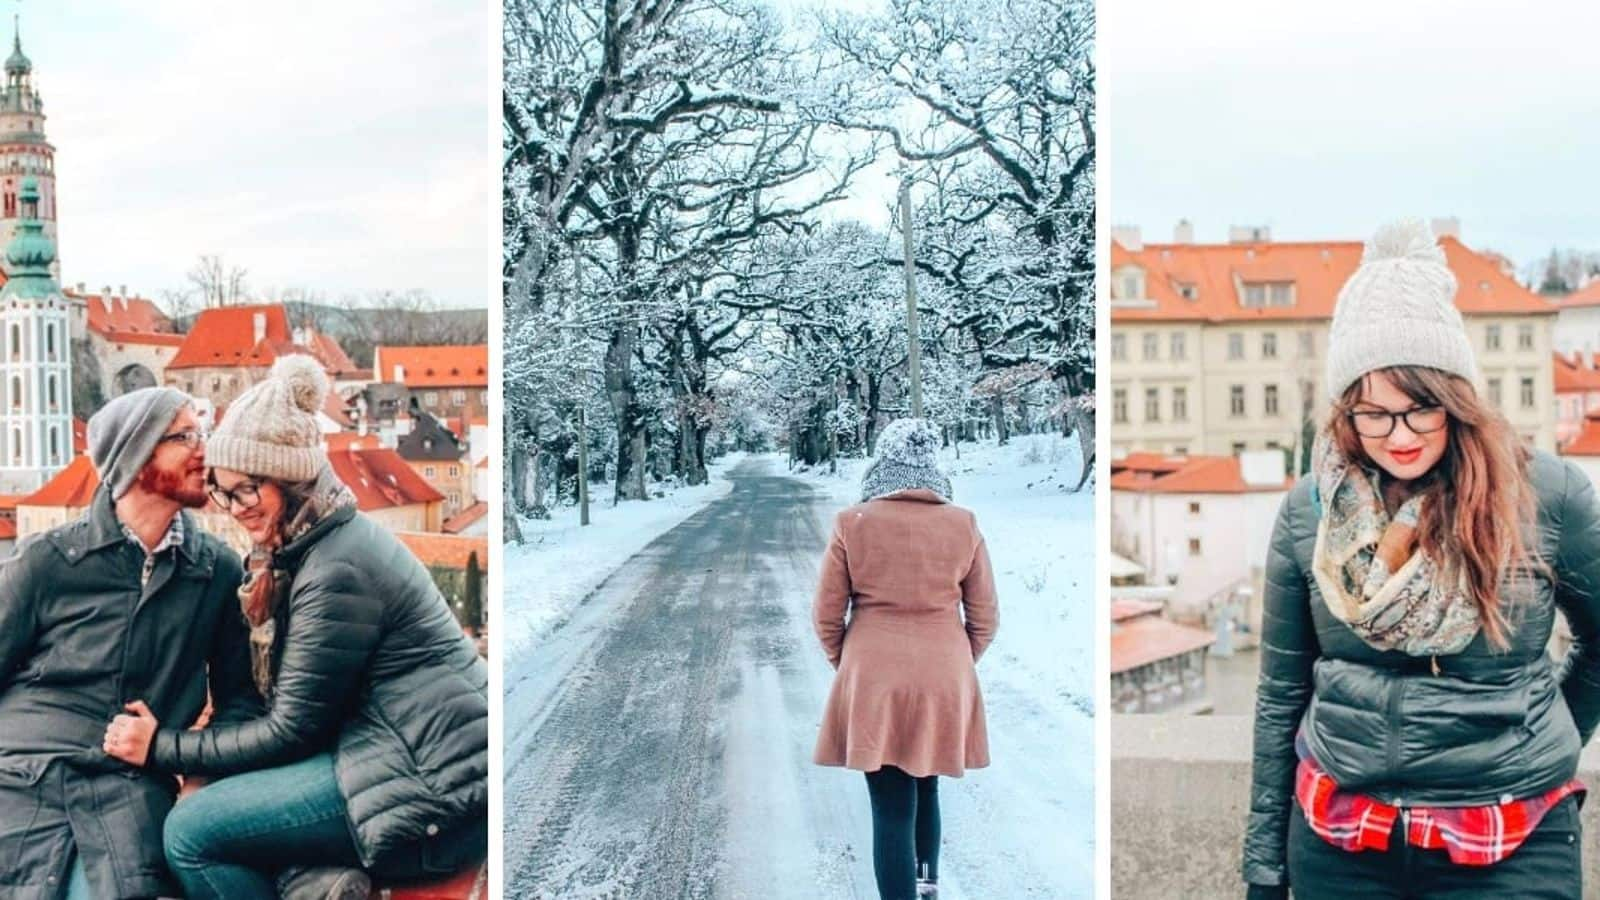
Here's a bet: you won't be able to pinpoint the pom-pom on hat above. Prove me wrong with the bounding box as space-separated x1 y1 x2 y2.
205 353 328 482
860 417 953 502
1324 219 1478 400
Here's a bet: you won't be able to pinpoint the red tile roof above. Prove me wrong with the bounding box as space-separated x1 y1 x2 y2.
1554 353 1600 394
1111 597 1164 623
1561 280 1600 310
74 291 176 340
373 345 488 388
1561 416 1600 456
325 433 383 452
0 518 16 539
394 531 487 570
327 446 445 511
1111 610 1215 674
167 305 359 374
1110 453 1293 494
20 456 99 507
1111 236 1556 323
442 501 488 534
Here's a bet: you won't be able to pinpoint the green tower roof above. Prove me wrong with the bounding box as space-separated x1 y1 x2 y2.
5 21 28 77
2 177 58 300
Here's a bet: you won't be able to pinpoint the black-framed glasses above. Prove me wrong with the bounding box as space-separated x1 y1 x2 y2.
208 480 261 511
1347 405 1448 439
157 429 206 450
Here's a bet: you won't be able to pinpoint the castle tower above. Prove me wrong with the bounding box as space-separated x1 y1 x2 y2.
0 176 72 492
0 19 56 281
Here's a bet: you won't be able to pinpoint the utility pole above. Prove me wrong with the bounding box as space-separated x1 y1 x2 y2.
900 177 923 418
574 257 591 526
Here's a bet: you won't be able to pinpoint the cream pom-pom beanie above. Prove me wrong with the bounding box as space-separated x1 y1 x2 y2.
1325 219 1477 400
206 353 328 481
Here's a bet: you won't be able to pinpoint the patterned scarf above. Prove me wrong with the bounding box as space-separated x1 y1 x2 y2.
1309 434 1480 656
239 465 358 698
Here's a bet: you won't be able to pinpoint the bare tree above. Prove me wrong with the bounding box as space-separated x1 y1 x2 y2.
187 254 250 308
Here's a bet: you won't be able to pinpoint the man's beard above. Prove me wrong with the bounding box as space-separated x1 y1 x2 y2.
137 461 208 509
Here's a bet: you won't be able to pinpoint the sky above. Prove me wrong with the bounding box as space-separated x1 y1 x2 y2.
11 0 489 309
1104 0 1600 272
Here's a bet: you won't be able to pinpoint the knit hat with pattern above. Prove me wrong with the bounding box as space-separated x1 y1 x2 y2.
1325 219 1477 400
206 354 327 481
861 417 952 502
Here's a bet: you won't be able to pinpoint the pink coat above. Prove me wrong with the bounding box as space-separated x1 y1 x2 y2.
812 489 998 778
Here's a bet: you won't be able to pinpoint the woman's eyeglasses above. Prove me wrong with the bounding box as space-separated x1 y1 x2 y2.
1347 405 1448 439
208 480 261 511
157 429 206 450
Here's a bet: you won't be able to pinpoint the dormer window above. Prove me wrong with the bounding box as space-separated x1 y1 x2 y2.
1176 282 1198 300
1240 281 1295 308
1114 266 1146 301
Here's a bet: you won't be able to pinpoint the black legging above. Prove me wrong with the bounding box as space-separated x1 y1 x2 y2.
864 765 940 899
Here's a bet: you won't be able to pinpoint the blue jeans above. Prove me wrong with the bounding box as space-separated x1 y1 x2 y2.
162 753 362 900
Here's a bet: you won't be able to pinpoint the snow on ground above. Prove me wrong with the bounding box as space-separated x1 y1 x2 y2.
795 431 1096 898
501 453 741 656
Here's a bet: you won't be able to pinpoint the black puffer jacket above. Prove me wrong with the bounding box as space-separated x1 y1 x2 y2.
1243 450 1600 888
147 506 488 869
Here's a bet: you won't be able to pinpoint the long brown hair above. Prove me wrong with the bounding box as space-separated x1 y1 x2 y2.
1328 366 1538 648
237 475 319 627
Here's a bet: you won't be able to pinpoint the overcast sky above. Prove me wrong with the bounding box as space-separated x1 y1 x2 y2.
14 0 488 308
1105 0 1600 269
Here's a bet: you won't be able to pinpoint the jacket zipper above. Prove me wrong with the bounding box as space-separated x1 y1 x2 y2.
1385 674 1405 778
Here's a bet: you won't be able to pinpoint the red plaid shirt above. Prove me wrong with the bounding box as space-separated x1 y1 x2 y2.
1294 732 1584 866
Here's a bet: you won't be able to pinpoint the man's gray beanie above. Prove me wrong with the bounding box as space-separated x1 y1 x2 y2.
1325 219 1478 400
86 387 190 499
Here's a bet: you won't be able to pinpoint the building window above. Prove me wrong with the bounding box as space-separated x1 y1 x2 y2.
451 390 466 405
1485 324 1502 352
1113 388 1128 424
449 465 460 477
1172 445 1188 455
10 427 18 464
1521 376 1535 409
1188 501 1201 515
1488 377 1502 407
47 427 57 463
1120 271 1144 300
1230 385 1245 417
1262 332 1277 359
211 377 221 392
424 466 436 478
449 492 460 506
1242 283 1266 307
1188 538 1202 556
1518 323 1534 352
45 375 55 409
9 375 19 412
1112 333 1126 361
44 323 54 360
1173 386 1188 422
1232 441 1247 455
1299 330 1315 358
478 391 488 405
8 323 17 360
1228 333 1244 361
1145 387 1160 422
1265 384 1280 416
424 392 438 407
1143 332 1159 361
1170 332 1186 360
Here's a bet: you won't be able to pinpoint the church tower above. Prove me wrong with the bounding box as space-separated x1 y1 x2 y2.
0 20 55 281
0 176 72 493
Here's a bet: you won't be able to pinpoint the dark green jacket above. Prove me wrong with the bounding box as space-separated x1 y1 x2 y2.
0 487 254 898
1244 450 1600 888
146 506 488 869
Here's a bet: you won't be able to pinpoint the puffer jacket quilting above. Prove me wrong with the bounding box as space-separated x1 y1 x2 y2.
1243 449 1600 887
147 506 487 869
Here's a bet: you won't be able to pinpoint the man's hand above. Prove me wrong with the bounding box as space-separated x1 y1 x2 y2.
103 700 159 766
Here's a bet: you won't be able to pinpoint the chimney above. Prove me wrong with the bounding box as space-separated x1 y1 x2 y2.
101 284 111 296
393 364 405 383
1228 225 1271 244
1431 217 1461 240
1111 225 1142 251
252 312 266 344
74 281 84 293
1173 218 1194 244
118 284 127 299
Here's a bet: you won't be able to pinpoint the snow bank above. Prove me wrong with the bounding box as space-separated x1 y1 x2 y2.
501 454 741 654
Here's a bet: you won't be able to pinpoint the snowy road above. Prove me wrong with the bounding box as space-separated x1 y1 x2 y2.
503 454 1090 899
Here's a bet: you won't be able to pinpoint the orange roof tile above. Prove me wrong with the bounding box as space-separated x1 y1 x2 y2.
373 345 488 388
168 305 360 374
0 493 25 511
394 531 487 570
1111 236 1556 323
74 291 175 338
442 501 488 534
1561 280 1600 310
326 446 445 511
325 433 383 452
1561 417 1600 456
1111 598 1163 622
0 518 16 539
1554 353 1600 394
1110 453 1293 494
20 456 99 507
1111 613 1214 674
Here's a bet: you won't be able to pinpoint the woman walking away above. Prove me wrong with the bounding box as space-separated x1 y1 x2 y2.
102 354 488 900
1242 219 1600 899
812 418 998 900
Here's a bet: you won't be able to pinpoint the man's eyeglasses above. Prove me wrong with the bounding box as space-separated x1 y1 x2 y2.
1347 405 1448 439
208 480 261 511
157 429 206 450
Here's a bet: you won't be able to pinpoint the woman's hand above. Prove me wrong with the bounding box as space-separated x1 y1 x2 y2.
103 700 159 766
